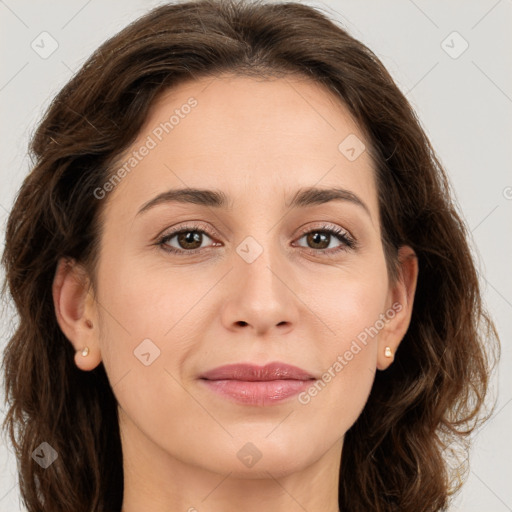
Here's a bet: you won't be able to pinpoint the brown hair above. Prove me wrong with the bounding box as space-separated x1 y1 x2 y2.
1 1 500 511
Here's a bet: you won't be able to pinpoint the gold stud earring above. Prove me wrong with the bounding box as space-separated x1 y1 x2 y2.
81 347 90 357
384 346 393 358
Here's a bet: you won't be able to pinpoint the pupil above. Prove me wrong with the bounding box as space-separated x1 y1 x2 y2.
309 232 329 249
179 231 201 249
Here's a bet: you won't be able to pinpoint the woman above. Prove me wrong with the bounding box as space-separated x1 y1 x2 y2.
1 0 499 511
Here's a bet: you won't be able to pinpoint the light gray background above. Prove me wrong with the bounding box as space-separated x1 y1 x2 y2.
1 1 511 511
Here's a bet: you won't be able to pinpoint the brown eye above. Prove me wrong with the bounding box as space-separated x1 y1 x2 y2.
304 231 331 249
174 231 205 250
158 224 217 255
295 225 356 255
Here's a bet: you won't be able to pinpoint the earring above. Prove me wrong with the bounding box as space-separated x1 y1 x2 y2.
384 346 393 358
81 347 90 357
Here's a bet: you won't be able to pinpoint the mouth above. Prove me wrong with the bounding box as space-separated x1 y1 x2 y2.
199 361 316 381
198 362 316 406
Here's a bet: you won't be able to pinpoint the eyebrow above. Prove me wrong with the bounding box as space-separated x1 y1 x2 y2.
136 186 371 218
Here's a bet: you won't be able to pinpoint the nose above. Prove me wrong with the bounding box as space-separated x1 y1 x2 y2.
220 238 300 337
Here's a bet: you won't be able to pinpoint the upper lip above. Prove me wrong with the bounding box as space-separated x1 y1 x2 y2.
199 362 316 381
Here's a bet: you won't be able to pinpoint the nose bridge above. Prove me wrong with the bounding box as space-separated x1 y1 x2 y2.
235 228 285 298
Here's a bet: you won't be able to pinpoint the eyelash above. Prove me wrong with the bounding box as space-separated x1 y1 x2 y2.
156 222 357 258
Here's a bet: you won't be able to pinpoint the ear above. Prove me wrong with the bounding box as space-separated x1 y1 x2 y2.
52 257 101 371
377 245 418 371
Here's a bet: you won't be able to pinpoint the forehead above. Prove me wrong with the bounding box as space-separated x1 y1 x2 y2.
103 74 378 218
145 73 366 149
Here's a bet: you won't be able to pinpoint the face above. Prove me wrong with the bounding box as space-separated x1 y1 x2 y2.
57 74 415 481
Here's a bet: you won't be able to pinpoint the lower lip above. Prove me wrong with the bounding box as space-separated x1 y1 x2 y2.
200 379 314 406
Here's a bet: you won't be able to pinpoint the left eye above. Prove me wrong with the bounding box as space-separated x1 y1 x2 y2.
295 229 349 251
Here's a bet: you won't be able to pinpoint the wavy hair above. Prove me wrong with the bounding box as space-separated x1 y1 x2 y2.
1 0 499 510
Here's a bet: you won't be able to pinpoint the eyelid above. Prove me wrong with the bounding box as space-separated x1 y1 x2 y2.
156 221 220 242
295 221 353 240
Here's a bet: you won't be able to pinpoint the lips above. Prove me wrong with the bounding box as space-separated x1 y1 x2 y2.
198 362 317 406
199 362 316 382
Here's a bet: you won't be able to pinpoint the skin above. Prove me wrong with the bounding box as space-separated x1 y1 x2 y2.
53 74 418 512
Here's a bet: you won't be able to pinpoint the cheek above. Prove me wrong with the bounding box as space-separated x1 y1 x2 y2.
296 262 388 417
96 249 209 338
93 249 211 397
305 259 389 348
